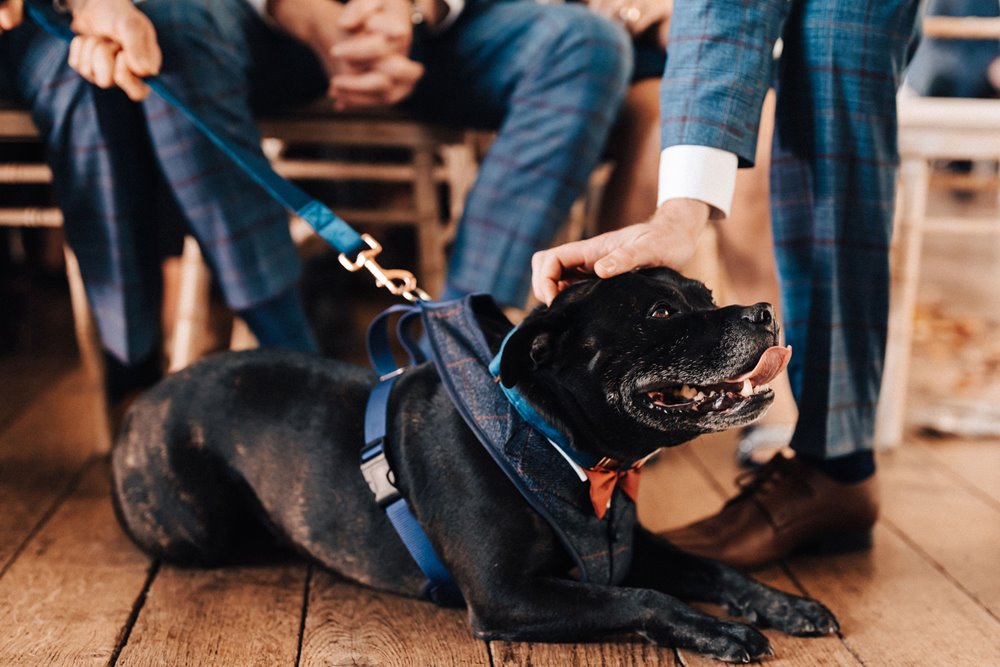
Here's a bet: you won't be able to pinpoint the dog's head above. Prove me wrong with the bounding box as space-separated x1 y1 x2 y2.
495 268 790 462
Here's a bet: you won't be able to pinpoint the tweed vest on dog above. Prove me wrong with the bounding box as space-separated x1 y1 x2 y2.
420 296 635 585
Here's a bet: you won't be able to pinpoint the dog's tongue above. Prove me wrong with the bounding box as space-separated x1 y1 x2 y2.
725 346 792 387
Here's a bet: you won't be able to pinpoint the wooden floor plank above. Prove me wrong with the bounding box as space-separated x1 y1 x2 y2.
685 433 1000 664
877 445 1000 618
787 530 1000 665
913 436 1000 507
0 368 103 575
115 563 307 667
638 445 728 532
0 357 73 433
299 571 490 666
0 464 152 667
645 441 859 667
490 638 676 666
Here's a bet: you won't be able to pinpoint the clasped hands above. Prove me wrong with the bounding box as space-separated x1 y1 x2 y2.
325 0 425 111
13 0 424 109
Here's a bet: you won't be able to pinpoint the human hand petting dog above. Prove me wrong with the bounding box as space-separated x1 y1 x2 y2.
64 0 162 101
531 197 710 306
0 0 23 32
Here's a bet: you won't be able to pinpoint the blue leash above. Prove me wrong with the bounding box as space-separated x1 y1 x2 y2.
25 1 369 260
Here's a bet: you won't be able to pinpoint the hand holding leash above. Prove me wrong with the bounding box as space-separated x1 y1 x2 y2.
26 0 431 302
63 0 161 101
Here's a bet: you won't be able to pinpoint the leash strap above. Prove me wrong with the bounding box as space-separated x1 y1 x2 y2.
360 305 462 606
25 1 368 260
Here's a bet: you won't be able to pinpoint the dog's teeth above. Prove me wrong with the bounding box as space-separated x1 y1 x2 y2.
740 379 753 397
678 384 699 399
693 391 706 402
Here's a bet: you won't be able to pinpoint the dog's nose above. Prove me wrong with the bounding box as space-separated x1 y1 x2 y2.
740 303 774 327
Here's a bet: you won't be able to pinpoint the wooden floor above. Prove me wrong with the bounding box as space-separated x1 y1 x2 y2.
1 367 998 666
3 190 1000 666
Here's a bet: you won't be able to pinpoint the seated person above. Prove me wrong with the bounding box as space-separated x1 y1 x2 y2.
0 0 631 408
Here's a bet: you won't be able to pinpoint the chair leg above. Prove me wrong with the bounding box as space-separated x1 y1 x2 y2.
440 138 479 243
168 235 213 372
63 245 112 454
413 141 446 298
875 158 930 450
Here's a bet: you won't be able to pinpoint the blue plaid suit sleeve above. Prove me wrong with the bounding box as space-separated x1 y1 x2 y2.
660 0 790 166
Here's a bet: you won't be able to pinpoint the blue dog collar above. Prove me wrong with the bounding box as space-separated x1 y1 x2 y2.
488 327 637 473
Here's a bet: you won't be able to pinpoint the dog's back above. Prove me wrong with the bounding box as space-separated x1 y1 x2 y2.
111 349 426 593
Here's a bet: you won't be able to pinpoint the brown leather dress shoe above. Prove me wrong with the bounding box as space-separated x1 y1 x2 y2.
661 454 879 570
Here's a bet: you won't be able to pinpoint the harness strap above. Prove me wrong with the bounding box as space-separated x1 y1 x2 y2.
25 1 367 259
361 306 462 606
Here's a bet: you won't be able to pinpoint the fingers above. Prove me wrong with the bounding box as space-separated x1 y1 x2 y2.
338 0 384 32
68 34 151 100
114 11 162 76
330 54 423 109
0 0 24 31
331 32 394 65
69 36 112 87
365 8 409 42
531 237 615 305
67 3 160 99
113 50 151 100
529 213 703 306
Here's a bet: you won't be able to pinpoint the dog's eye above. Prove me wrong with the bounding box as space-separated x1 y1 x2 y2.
648 304 671 319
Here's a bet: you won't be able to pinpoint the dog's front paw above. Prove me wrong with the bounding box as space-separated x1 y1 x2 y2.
726 591 839 637
649 617 772 663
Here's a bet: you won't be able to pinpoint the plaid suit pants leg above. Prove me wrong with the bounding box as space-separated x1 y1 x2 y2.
771 0 920 459
2 23 168 362
138 0 327 312
1 0 325 362
408 2 633 307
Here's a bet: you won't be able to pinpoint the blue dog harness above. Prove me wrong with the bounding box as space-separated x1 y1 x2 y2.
361 295 638 605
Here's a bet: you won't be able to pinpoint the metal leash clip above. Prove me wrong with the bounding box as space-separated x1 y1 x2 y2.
338 233 432 303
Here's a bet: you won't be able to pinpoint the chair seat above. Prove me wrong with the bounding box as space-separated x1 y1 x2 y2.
898 97 1000 160
0 101 39 139
257 103 469 147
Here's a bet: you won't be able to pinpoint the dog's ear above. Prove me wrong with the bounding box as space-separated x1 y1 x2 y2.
498 320 553 388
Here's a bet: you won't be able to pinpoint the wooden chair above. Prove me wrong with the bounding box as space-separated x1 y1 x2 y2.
257 105 478 296
0 101 112 453
169 106 483 358
874 16 1000 448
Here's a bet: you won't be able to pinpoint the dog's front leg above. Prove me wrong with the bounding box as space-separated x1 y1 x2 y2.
467 577 772 663
626 527 838 637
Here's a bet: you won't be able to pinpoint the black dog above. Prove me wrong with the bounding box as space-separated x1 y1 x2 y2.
112 268 836 663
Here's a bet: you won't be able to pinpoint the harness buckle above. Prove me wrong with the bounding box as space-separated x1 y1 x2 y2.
360 451 402 507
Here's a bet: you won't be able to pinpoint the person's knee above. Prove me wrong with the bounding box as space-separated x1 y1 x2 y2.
529 6 633 104
140 0 250 56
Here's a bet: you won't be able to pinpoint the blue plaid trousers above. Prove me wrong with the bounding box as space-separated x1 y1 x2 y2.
0 0 630 361
661 0 920 459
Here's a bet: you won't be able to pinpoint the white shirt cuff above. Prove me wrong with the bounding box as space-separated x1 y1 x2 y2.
657 145 739 219
435 0 465 31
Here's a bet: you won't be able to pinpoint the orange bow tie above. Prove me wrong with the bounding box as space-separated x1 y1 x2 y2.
583 467 642 519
